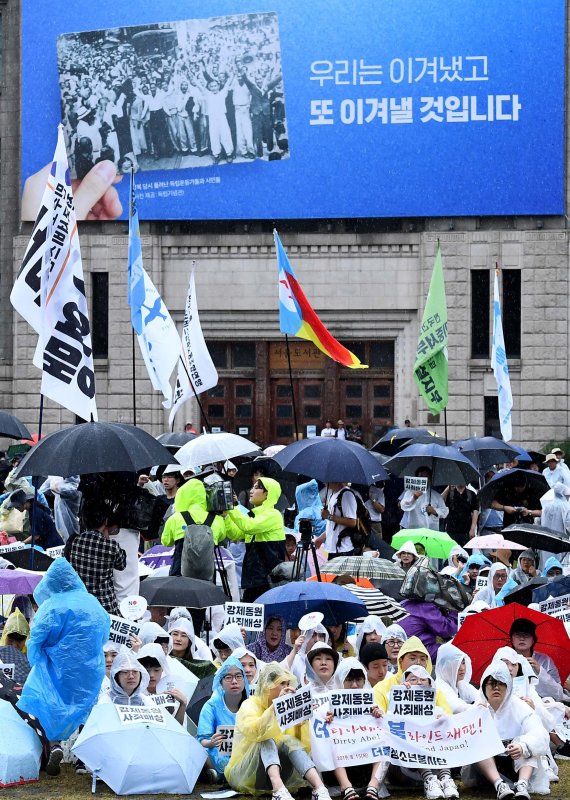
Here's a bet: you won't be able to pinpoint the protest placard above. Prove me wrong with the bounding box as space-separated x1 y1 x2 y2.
150 692 178 711
0 542 28 554
539 593 570 616
404 476 428 493
379 705 504 769
46 545 64 559
328 689 375 719
224 602 264 631
475 575 488 591
217 726 235 756
120 595 148 622
311 714 384 770
388 686 435 717
273 687 313 731
511 676 529 698
108 615 142 649
115 705 167 726
457 610 468 630
552 607 570 624
0 664 15 680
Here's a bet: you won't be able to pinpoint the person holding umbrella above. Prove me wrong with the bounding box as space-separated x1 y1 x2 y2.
509 619 564 701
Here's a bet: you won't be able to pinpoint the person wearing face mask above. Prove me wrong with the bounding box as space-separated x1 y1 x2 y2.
462 661 549 799
381 624 408 674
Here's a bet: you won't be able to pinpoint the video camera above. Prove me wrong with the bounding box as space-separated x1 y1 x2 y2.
202 472 234 513
298 518 313 545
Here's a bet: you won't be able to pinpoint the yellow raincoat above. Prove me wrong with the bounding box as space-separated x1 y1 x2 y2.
225 662 310 794
0 608 30 653
372 635 451 714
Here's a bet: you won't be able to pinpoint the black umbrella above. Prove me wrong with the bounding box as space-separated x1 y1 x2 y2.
398 435 452 449
0 412 31 440
384 442 480 486
455 436 520 471
13 421 176 478
502 523 570 554
370 428 436 456
273 438 388 485
138 576 228 608
478 468 549 510
156 431 197 449
369 578 405 600
186 675 214 725
4 548 54 572
502 576 548 606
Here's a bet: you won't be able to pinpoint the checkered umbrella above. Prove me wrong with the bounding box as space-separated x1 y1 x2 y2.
322 556 405 581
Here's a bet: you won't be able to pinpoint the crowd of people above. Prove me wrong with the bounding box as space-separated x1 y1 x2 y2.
56 13 288 177
0 428 569 799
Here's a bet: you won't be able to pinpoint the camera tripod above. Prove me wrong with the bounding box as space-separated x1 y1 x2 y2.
291 537 322 582
213 544 232 598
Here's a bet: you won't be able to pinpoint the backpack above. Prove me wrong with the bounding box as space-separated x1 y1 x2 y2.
180 511 216 581
334 488 372 555
399 560 473 612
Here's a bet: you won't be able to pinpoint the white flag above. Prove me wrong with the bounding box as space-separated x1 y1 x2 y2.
491 269 513 442
11 125 97 421
169 269 218 428
137 269 181 405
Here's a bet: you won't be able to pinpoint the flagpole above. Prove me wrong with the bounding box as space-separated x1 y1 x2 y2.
29 394 45 570
178 356 212 433
132 328 137 426
443 407 448 446
284 334 300 441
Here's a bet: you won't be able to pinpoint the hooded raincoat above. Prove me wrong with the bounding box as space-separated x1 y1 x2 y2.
542 555 564 578
224 662 309 795
17 558 110 740
477 661 549 793
198 655 250 774
333 656 370 689
294 480 326 538
434 642 478 713
509 550 536 586
355 615 387 657
106 650 151 706
213 623 246 666
474 562 512 608
234 646 262 688
0 608 30 652
289 623 330 685
372 635 451 714
169 617 216 679
304 642 338 696
225 477 286 592
494 646 558 732
439 545 469 576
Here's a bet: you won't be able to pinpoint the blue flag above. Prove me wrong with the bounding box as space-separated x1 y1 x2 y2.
491 268 513 441
128 171 145 335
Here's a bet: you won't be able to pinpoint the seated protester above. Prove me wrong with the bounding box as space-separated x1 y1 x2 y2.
234 646 262 689
169 618 217 680
360 643 389 687
161 478 232 576
225 661 331 800
381 624 408 674
474 563 512 608
393 540 421 572
139 620 198 700
212 623 246 668
286 623 330 685
251 616 292 665
326 622 356 659
462 661 550 799
167 610 213 661
542 556 564 580
304 642 338 697
373 636 452 714
100 642 119 698
458 554 492 590
355 616 387 659
495 647 558 732
434 642 478 714
439 546 468 578
509 550 537 586
6 488 64 550
400 666 458 800
0 608 29 652
324 657 386 800
100 650 153 707
224 477 287 602
138 643 188 726
509 618 563 701
399 598 457 665
198 656 250 782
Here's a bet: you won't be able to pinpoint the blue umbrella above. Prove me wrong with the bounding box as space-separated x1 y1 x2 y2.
383 442 481 486
532 575 570 605
509 444 533 464
0 701 42 786
257 581 368 626
273 438 388 485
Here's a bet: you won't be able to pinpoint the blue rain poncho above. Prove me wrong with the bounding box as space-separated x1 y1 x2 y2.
542 555 564 577
197 656 249 775
17 558 110 740
294 479 326 538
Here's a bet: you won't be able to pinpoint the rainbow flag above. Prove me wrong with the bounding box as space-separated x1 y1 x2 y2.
274 230 367 369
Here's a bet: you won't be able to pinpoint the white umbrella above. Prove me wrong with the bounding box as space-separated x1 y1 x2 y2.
0 702 42 786
73 703 206 794
176 432 260 468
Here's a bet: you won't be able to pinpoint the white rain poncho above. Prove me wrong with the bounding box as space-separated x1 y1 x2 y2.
434 642 478 713
355 615 387 656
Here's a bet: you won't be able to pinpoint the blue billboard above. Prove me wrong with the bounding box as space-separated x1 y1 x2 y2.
21 1 565 220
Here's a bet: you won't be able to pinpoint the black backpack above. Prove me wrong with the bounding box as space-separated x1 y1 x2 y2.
334 488 372 555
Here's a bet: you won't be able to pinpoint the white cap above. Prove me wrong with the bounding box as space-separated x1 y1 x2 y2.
162 464 182 475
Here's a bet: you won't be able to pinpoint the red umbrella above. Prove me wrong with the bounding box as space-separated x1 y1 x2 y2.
453 602 570 685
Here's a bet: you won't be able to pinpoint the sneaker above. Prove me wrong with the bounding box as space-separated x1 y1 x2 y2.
439 775 459 799
272 789 294 800
46 744 64 776
496 781 515 800
514 780 530 799
423 775 444 800
75 760 88 775
312 788 332 800
555 741 570 760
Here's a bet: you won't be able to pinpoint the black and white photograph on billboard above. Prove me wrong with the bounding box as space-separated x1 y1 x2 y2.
56 12 289 178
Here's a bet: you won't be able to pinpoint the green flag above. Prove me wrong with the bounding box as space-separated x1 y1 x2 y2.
413 244 448 413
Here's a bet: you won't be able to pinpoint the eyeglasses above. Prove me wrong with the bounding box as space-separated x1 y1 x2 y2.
384 639 402 647
222 673 245 683
486 679 506 689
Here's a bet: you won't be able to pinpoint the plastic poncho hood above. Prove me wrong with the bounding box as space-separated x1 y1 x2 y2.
459 553 492 580
334 656 370 689
435 642 473 689
381 623 408 645
214 623 245 657
212 654 250 698
0 608 30 651
254 476 282 510
294 479 326 537
17 558 110 740
168 616 199 658
109 650 150 705
233 646 262 686
401 664 434 686
543 555 564 577
305 642 338 692
356 615 387 655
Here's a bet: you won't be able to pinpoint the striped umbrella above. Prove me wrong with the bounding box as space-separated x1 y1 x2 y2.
344 585 408 623
322 556 405 581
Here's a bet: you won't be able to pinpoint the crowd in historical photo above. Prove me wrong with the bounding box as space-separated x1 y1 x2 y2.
56 13 289 178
